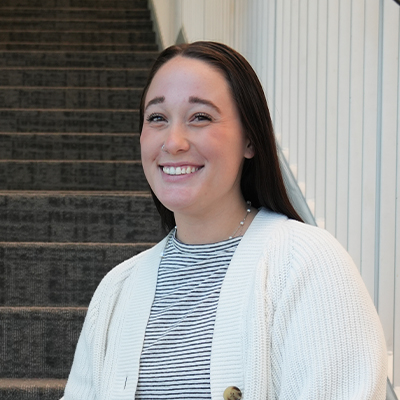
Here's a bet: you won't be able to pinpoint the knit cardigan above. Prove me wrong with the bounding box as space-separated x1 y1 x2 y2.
62 209 388 400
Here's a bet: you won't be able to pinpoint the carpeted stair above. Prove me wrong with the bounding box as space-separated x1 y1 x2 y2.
0 1 162 398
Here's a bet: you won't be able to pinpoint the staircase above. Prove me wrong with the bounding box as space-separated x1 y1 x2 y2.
0 1 163 398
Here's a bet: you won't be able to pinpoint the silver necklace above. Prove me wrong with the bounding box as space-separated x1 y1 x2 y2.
161 201 252 256
228 201 252 239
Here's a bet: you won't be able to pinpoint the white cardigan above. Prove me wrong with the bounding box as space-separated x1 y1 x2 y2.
62 209 387 399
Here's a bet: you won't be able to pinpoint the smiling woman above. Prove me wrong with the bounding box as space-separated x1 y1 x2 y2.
62 42 388 400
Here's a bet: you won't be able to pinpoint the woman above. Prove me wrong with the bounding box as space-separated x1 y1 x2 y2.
63 42 387 399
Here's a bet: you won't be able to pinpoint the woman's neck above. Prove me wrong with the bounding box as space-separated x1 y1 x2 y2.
173 200 257 244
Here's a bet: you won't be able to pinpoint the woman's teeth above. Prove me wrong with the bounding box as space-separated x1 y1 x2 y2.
162 166 199 175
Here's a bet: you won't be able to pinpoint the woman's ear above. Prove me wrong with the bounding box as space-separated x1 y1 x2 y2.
244 141 255 159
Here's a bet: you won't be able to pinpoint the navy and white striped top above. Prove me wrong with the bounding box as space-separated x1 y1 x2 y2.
135 230 241 399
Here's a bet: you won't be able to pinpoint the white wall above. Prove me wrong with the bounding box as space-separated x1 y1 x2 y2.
150 0 400 393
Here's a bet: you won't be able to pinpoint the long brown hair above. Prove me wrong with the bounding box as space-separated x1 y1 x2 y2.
140 41 303 231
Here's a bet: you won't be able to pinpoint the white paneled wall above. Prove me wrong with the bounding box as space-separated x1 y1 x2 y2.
150 0 400 392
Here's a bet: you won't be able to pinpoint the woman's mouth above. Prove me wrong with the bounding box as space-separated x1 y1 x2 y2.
162 166 200 175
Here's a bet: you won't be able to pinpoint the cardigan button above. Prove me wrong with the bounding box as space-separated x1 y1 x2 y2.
223 386 242 400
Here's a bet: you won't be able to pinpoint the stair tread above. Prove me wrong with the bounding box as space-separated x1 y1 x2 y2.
0 240 155 246
0 107 138 111
0 132 139 138
0 159 142 162
0 18 150 21
0 66 150 70
0 0 148 7
0 43 157 50
0 306 87 311
0 189 151 195
0 85 144 89
0 29 153 32
0 241 153 306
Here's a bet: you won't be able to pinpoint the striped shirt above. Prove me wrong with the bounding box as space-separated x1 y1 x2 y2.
135 230 241 399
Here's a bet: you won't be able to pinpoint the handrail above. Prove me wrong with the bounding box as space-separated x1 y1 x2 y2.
277 145 316 226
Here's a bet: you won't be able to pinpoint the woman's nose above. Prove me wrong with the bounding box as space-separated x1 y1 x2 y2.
162 123 190 154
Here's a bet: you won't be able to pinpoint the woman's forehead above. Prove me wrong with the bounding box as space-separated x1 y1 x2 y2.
145 56 232 106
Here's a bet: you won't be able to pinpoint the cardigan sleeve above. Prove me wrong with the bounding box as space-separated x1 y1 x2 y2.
61 254 140 400
268 222 388 399
60 296 99 399
61 272 109 400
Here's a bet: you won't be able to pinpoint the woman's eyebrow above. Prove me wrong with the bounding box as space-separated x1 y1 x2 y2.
145 96 165 111
189 96 221 113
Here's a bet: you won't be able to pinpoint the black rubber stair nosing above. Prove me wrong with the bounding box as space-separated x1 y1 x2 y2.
0 19 153 30
0 87 143 109
0 133 141 160
0 242 154 306
0 9 151 19
0 42 158 51
0 160 148 191
0 379 66 400
0 109 140 133
0 0 149 8
0 191 164 243
0 306 86 379
0 68 150 88
0 31 156 44
0 51 158 68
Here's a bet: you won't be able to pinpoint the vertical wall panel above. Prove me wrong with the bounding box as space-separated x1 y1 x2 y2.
305 0 317 212
297 0 308 196
264 0 277 127
336 0 351 248
288 0 299 178
347 0 365 270
182 0 204 41
273 0 284 148
314 0 328 228
395 16 400 384
281 0 293 169
325 0 339 235
361 0 379 296
298 0 308 196
378 0 399 359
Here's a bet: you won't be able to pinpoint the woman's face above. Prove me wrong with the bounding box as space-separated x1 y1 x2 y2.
140 56 254 218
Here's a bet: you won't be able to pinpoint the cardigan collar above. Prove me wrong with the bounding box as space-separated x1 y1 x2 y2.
210 208 287 399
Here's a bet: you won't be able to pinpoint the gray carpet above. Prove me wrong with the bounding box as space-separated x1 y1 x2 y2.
0 0 162 397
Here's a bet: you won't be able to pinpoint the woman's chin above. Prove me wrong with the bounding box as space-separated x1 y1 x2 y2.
155 193 198 215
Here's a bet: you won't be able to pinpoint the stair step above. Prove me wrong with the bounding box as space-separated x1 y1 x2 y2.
0 133 141 160
0 0 148 8
0 191 163 243
0 42 158 51
0 160 147 191
0 19 153 31
0 31 156 44
0 242 153 306
0 9 151 19
0 379 65 400
0 87 142 109
0 51 157 68
0 109 140 133
0 306 85 378
0 67 150 88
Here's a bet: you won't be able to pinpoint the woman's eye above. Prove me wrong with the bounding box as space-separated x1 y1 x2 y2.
193 113 212 122
146 113 166 123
